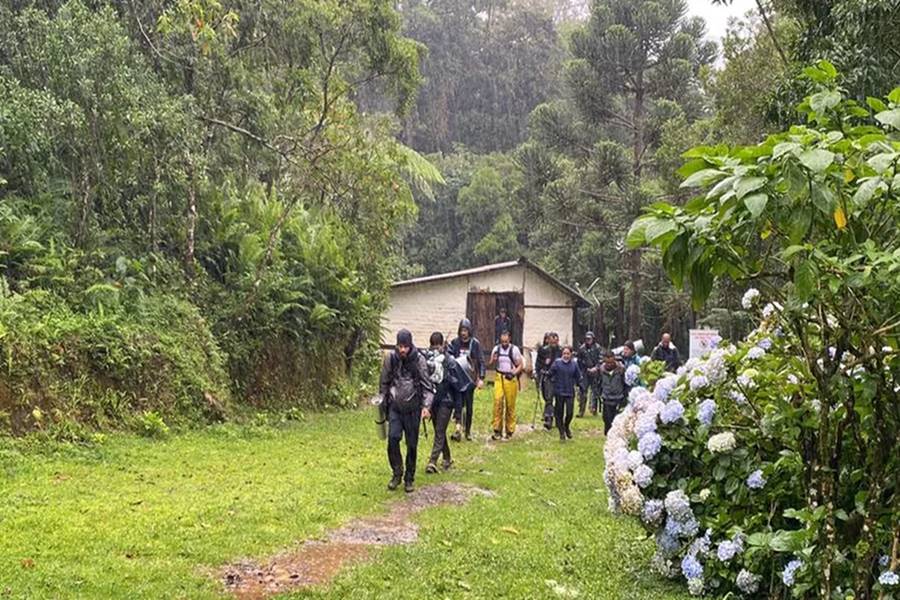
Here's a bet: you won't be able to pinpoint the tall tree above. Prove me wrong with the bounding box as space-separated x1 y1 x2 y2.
528 0 715 340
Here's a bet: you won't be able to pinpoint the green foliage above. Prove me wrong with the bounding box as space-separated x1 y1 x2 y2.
0 0 428 432
631 65 900 597
137 411 170 438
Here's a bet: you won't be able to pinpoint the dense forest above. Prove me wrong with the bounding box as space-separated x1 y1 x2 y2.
1 0 898 436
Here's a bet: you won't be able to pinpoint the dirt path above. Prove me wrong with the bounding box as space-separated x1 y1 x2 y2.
219 483 494 599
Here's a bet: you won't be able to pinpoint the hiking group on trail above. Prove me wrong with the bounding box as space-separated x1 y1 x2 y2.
378 314 683 492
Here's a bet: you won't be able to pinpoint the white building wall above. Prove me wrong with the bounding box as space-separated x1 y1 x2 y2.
523 307 575 348
382 278 467 347
467 265 526 293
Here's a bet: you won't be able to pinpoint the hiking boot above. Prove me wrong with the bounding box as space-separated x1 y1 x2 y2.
559 433 566 442
450 431 462 442
404 481 415 493
575 413 584 418
388 475 402 491
465 433 472 441
491 431 502 441
442 459 453 471
566 428 574 440
425 462 438 474
505 431 514 440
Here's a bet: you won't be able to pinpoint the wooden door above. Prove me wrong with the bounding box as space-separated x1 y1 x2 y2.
493 291 524 348
466 292 495 350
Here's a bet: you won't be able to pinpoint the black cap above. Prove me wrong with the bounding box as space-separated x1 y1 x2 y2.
396 329 413 346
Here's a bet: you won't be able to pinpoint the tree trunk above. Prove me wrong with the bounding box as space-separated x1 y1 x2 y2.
616 285 626 345
627 62 646 341
184 164 197 279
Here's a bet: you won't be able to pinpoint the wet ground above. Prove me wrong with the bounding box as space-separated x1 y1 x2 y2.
220 483 494 599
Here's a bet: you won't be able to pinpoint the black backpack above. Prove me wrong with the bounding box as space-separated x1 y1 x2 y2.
388 350 426 413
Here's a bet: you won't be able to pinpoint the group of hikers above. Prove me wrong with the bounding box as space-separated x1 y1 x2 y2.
378 312 683 492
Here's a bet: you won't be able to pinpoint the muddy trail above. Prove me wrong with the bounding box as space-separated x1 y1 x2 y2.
219 483 494 599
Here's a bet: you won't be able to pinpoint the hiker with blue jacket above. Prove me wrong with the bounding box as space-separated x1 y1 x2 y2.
425 332 470 474
548 345 582 441
379 329 434 493
447 318 485 441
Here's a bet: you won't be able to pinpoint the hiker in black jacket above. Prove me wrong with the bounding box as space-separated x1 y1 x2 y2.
425 332 470 474
494 306 512 345
379 329 434 493
576 331 603 418
650 333 682 373
549 345 581 441
536 332 562 429
598 350 627 435
447 318 485 441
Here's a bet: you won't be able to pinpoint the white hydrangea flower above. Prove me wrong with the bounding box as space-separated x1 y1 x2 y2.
741 288 760 310
708 432 737 453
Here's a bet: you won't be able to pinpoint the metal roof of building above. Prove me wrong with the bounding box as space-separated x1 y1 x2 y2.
392 257 589 306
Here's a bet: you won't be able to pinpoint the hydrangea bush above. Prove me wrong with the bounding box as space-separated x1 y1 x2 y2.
621 64 900 598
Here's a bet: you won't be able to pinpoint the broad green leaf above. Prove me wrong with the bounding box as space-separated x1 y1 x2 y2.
735 177 766 200
743 193 768 218
867 152 896 174
876 109 900 130
773 142 800 159
706 175 737 200
811 183 836 214
888 87 900 104
867 97 887 113
644 218 677 244
819 60 837 78
625 219 648 248
789 209 812 243
853 177 881 208
681 168 725 188
794 260 818 301
809 90 841 114
782 245 807 260
799 149 835 172
677 158 710 178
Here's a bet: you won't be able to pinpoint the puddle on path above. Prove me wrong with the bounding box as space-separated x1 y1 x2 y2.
220 482 493 599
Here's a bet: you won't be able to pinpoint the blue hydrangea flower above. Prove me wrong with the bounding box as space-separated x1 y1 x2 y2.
625 364 641 386
709 335 722 349
746 346 765 360
655 530 680 557
783 559 802 586
642 499 664 526
736 569 761 594
747 469 766 490
689 529 711 556
681 553 704 580
716 540 739 562
881 555 891 568
728 389 747 404
880 571 899 586
653 375 678 402
635 413 658 438
664 489 693 521
689 374 709 391
638 432 662 459
697 399 716 426
634 464 653 488
660 400 685 424
757 337 773 350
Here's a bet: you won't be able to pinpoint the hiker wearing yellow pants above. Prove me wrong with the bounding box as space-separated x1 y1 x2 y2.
488 330 523 440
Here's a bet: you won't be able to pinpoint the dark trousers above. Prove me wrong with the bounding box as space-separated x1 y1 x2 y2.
454 388 475 437
602 398 624 435
540 374 554 428
428 403 453 464
554 394 574 436
387 406 420 483
578 375 599 415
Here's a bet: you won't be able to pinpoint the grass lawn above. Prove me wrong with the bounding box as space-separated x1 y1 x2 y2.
0 388 690 599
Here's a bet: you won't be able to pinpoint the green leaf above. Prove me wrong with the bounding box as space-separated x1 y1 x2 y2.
782 245 807 260
888 87 900 104
773 142 800 159
811 183 836 214
677 158 710 179
644 218 677 244
794 260 818 301
866 152 896 174
853 177 881 208
875 109 900 130
799 149 835 172
789 209 812 244
819 60 837 78
625 218 648 249
681 168 725 188
735 176 766 200
743 193 768 218
867 97 887 113
809 90 841 114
